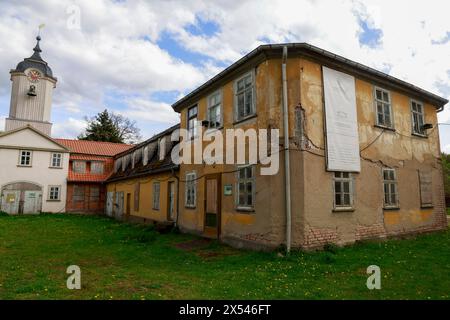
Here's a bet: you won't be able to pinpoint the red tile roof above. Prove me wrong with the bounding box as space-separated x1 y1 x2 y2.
67 158 115 183
54 139 132 156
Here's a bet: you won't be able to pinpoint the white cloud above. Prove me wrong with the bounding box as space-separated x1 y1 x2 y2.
117 98 180 125
0 0 448 151
52 117 86 138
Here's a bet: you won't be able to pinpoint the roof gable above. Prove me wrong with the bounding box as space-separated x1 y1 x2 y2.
0 126 69 151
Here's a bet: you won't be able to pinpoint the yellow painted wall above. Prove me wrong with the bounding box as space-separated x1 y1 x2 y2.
175 54 445 247
106 172 178 223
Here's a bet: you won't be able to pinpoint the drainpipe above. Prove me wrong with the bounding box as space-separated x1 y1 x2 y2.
282 46 292 254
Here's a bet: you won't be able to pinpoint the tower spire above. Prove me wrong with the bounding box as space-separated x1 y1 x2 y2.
30 35 42 60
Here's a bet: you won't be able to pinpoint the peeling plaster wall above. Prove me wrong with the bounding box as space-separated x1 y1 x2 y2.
297 57 447 249
175 55 447 250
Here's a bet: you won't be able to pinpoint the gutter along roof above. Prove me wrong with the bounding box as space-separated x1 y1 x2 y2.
171 43 448 112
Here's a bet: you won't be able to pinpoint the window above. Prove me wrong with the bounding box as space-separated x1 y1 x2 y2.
418 170 433 207
50 153 62 168
208 91 222 128
187 105 198 139
90 186 100 202
91 161 104 174
73 161 86 173
411 100 425 135
383 168 399 208
237 165 255 209
152 182 160 210
185 172 196 208
333 172 353 208
374 87 393 128
73 185 85 202
235 72 255 121
48 186 61 201
19 150 32 166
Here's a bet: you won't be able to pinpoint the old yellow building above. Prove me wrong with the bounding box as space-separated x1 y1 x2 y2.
170 43 448 250
106 125 179 224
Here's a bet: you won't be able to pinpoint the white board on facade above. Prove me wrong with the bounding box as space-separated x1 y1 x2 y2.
323 66 361 172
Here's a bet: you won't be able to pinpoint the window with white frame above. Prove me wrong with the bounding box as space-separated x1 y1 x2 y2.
73 161 86 173
237 165 255 209
374 87 393 128
48 186 61 201
152 182 160 210
50 153 62 168
383 168 399 208
333 172 353 208
208 90 221 128
235 72 255 121
411 100 425 135
19 150 32 166
185 172 196 208
91 161 104 174
187 105 198 139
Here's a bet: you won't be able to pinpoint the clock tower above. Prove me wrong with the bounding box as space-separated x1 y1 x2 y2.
5 35 57 136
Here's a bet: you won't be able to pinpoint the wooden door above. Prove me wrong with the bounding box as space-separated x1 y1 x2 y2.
23 191 42 214
106 192 113 217
115 192 124 218
1 190 20 215
204 174 221 239
126 193 131 216
168 181 175 221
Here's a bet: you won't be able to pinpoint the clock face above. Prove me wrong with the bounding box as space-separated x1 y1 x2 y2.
27 69 41 83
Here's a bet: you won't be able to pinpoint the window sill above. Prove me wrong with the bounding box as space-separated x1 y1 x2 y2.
383 206 400 211
47 199 61 202
236 207 255 213
233 114 257 126
17 165 32 168
332 207 354 213
185 205 196 209
374 124 395 132
412 132 428 139
49 166 63 169
421 205 433 209
204 127 224 135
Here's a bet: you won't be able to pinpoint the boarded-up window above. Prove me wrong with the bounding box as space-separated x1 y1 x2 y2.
152 182 160 210
90 186 100 201
419 171 433 207
134 182 140 211
73 185 84 202
73 161 86 173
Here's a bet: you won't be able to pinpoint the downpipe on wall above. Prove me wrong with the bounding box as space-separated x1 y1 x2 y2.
282 46 292 254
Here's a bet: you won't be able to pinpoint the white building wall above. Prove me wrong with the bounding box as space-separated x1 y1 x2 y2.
0 148 69 212
0 128 69 213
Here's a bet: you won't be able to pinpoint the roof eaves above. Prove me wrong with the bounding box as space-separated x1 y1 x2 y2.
171 42 448 112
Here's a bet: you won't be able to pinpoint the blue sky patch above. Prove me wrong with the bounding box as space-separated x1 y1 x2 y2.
185 18 220 37
358 19 383 48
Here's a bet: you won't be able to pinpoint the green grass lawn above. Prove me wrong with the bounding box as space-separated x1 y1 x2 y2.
0 213 449 300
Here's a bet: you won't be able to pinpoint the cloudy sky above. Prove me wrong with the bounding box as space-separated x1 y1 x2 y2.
0 0 449 151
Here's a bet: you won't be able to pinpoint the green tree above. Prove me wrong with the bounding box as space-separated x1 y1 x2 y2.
78 109 141 144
